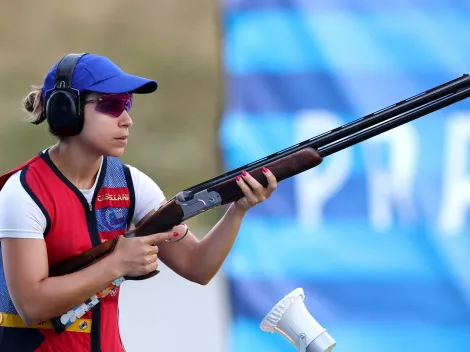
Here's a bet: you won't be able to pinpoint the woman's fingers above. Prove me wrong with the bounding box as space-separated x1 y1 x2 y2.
236 175 259 205
241 169 278 195
236 168 279 204
261 167 277 196
239 171 266 199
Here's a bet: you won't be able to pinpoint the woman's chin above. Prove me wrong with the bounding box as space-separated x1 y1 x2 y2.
104 146 126 158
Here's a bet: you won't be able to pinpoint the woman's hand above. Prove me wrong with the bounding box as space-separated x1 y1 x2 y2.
234 167 278 214
112 230 176 278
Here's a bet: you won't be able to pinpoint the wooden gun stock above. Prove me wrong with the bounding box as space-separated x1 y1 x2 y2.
49 238 118 277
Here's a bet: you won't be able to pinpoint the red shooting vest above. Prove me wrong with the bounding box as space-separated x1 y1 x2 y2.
0 150 135 352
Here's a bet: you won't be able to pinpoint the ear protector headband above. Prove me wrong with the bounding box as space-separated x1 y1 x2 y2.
43 53 87 137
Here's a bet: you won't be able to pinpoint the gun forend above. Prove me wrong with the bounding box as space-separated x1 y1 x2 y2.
213 147 323 205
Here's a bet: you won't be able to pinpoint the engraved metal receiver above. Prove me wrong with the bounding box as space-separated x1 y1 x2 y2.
175 189 222 219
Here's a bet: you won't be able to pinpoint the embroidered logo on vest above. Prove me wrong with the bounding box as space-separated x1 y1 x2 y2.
95 187 130 210
97 193 130 202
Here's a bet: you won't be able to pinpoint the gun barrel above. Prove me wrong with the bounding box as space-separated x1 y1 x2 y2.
319 86 470 157
183 74 470 197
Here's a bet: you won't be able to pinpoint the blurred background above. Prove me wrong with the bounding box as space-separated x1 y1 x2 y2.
2 0 470 351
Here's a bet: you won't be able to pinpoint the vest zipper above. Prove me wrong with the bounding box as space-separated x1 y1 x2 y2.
87 201 102 352
86 161 107 352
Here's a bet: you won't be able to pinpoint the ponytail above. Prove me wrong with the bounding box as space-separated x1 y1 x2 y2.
23 85 46 125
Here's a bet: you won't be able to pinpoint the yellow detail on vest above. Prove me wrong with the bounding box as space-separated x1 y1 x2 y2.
0 312 92 333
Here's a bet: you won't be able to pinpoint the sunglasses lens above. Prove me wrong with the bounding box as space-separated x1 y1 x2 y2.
95 94 133 117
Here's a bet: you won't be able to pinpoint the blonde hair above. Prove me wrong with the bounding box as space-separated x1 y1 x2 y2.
22 85 44 124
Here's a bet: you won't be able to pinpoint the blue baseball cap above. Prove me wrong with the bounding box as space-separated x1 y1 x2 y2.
42 53 158 106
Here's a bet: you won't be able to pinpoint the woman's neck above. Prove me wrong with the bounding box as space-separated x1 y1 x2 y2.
48 141 103 190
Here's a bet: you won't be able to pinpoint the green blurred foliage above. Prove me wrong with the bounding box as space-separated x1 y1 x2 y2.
0 0 226 234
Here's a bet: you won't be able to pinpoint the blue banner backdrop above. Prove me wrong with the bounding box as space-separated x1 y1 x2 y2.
218 1 470 351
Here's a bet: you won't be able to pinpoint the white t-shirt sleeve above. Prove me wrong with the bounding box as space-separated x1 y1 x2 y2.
127 165 166 226
0 170 47 240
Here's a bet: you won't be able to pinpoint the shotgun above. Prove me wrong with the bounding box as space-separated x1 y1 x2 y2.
49 74 470 332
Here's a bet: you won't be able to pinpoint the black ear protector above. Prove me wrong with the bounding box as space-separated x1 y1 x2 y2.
44 53 87 137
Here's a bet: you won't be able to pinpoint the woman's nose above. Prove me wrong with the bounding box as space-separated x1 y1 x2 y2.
119 111 133 128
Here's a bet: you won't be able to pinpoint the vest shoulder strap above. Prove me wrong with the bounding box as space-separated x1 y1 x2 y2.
0 155 41 191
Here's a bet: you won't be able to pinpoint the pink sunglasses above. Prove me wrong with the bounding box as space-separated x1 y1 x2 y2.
83 93 133 117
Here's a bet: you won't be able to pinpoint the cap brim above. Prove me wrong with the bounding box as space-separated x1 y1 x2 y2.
87 73 158 94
